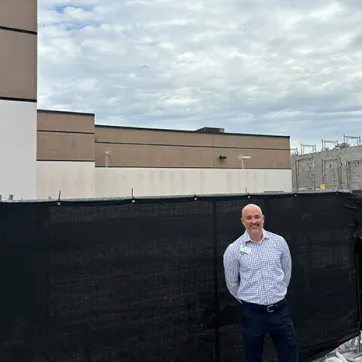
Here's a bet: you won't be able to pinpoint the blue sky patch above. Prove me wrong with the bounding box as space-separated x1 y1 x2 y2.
55 4 94 14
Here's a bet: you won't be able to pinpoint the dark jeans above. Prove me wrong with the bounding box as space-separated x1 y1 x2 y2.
241 302 298 362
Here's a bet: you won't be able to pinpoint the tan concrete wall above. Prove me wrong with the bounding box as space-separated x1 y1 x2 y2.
0 29 37 100
35 112 292 198
95 126 290 149
37 111 95 161
0 0 37 32
36 111 290 169
37 132 95 161
38 110 95 133
95 126 290 169
95 143 290 169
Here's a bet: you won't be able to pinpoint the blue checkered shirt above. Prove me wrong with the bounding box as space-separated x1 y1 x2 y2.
223 229 292 305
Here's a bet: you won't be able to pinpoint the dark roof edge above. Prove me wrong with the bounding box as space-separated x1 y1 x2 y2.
95 124 290 139
37 109 95 117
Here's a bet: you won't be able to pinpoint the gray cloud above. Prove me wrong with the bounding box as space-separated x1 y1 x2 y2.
38 0 362 150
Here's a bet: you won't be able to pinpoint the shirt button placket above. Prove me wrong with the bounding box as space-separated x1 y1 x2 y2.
256 243 267 305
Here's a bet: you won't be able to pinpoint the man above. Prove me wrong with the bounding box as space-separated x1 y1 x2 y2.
223 203 298 362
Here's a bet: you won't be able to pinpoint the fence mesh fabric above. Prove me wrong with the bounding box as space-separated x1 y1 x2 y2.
0 192 359 361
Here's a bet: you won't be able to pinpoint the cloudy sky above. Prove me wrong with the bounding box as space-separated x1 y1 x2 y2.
38 0 362 151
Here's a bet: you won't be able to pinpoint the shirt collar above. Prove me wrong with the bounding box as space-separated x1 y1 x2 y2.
241 229 270 244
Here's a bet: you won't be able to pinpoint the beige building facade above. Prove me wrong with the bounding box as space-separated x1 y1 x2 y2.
0 0 38 200
36 110 292 199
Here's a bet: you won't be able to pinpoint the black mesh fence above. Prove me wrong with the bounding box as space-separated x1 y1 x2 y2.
0 191 360 362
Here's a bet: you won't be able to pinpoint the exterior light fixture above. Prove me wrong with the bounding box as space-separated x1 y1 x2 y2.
238 154 251 169
105 150 112 167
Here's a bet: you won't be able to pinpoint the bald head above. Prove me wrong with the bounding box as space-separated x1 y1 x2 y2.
241 203 263 218
241 203 264 241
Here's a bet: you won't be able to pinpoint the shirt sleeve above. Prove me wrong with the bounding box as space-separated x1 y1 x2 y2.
223 245 241 302
280 237 292 286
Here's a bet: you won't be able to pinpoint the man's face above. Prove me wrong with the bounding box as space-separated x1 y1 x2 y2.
241 206 264 236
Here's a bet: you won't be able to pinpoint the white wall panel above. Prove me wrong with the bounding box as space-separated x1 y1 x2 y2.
95 168 292 198
37 161 95 199
0 100 36 199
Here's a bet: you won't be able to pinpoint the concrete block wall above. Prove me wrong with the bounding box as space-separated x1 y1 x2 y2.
292 146 362 191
